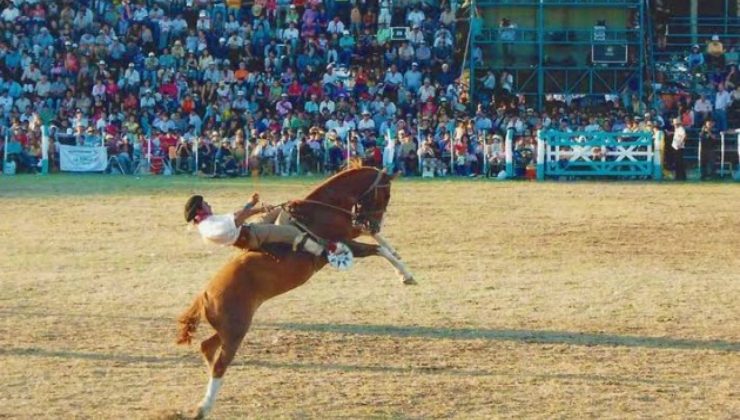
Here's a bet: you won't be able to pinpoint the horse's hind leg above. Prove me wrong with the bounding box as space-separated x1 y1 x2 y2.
196 315 253 419
200 333 221 371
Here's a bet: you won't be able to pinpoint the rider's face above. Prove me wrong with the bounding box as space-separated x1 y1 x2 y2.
201 201 212 215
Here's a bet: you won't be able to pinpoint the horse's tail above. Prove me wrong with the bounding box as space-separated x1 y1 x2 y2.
176 293 205 345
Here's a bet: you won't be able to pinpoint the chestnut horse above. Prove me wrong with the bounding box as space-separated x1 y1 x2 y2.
176 167 415 418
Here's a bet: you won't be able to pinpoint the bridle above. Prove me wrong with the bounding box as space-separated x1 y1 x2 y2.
284 170 391 231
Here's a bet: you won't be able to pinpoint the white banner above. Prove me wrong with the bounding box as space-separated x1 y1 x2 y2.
59 145 108 172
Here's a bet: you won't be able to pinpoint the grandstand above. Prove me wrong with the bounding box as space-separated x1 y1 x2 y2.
0 0 737 180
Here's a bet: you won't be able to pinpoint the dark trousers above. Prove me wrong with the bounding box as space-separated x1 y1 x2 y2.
700 146 714 180
674 148 686 181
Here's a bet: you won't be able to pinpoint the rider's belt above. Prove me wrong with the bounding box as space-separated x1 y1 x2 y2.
233 226 252 249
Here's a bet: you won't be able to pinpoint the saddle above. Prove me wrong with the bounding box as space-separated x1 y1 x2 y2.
264 207 353 269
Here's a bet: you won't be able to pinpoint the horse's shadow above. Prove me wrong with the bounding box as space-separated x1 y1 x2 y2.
2 321 735 370
269 322 740 352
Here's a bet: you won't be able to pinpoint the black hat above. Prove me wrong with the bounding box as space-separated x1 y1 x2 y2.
184 195 203 222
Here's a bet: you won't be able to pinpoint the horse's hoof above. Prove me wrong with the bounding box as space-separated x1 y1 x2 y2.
402 276 417 285
193 405 208 419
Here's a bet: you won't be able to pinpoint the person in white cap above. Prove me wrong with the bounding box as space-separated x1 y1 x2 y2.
124 62 140 92
403 62 422 93
144 52 159 84
358 110 376 132
339 30 356 65
276 93 292 117
406 24 424 46
196 10 211 32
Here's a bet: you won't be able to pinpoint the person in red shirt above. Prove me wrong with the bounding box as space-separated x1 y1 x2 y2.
159 131 179 155
64 51 79 75
305 81 322 100
421 97 437 118
160 79 178 100
13 127 29 148
123 92 138 112
181 94 195 115
287 79 302 101
234 62 249 81
293 0 306 15
105 77 119 98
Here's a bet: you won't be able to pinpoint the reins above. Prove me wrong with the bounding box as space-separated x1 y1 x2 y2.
280 169 390 225
288 199 355 217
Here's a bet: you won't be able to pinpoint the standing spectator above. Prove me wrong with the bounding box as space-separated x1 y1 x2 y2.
671 118 687 181
499 18 517 66
713 84 732 132
698 120 716 180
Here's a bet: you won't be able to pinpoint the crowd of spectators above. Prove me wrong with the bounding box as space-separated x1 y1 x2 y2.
658 33 739 133
0 0 737 179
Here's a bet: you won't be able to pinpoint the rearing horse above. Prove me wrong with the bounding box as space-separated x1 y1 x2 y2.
176 167 415 418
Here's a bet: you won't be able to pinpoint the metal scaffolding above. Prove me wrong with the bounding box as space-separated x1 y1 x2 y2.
468 0 647 110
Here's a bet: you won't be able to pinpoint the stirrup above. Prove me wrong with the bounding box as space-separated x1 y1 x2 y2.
326 242 354 270
292 233 309 252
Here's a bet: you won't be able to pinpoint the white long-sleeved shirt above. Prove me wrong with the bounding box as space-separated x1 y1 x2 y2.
198 214 240 246
672 126 686 150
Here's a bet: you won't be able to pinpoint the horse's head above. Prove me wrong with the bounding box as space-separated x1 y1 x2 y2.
298 167 398 240
354 169 396 234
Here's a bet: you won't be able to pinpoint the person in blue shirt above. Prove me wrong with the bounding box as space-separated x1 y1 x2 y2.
7 80 23 99
4 49 22 75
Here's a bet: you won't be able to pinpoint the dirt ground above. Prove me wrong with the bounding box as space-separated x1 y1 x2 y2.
0 175 738 419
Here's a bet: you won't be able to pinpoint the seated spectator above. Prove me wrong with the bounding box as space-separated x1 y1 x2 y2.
693 94 713 127
688 44 705 69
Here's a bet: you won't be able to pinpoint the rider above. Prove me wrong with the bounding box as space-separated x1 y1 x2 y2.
184 193 328 256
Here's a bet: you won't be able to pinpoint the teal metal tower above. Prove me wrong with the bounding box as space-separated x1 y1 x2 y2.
469 0 647 111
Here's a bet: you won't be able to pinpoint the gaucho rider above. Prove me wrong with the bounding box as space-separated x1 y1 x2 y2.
184 193 331 256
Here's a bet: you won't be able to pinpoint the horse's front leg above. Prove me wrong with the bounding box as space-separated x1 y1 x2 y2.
377 246 416 285
372 233 402 260
344 240 416 285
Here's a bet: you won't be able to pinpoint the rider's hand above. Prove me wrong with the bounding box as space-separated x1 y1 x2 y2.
249 193 260 206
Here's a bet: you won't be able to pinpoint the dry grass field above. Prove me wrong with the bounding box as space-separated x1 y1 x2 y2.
0 175 738 419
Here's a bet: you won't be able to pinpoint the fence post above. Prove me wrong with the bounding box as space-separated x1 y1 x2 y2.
3 132 8 173
194 137 199 175
719 132 725 178
653 130 663 180
40 125 50 175
505 128 513 178
697 134 702 180
737 132 740 181
536 130 545 180
295 138 300 175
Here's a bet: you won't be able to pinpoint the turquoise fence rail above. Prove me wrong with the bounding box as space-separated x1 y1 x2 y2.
536 130 662 179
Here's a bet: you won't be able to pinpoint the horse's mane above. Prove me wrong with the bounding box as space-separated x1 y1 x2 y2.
305 166 381 200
